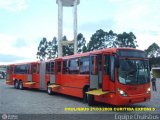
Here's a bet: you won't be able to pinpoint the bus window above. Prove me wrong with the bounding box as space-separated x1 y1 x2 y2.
104 55 110 75
110 56 115 82
19 66 23 74
50 62 54 74
25 64 30 74
56 62 61 74
46 62 51 74
98 55 102 71
80 57 89 74
63 60 68 74
91 56 98 75
69 58 79 74
32 64 37 74
7 66 13 74
14 64 30 74
14 66 19 74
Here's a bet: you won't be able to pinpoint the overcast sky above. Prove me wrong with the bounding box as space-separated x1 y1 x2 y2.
0 0 160 65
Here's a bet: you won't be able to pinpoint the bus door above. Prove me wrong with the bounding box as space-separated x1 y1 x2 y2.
89 55 99 89
50 61 55 84
39 62 45 90
27 64 32 82
30 63 38 82
55 59 62 85
102 53 115 91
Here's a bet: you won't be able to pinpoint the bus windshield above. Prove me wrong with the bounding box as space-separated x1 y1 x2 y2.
118 59 150 85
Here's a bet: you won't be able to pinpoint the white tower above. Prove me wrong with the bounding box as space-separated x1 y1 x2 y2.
56 0 80 57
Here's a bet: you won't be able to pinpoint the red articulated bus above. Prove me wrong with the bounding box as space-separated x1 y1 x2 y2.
6 48 151 106
6 61 47 90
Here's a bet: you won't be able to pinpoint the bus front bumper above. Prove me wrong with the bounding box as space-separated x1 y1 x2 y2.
116 93 151 105
95 92 151 106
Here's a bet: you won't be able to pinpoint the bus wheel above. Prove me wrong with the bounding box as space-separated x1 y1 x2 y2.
87 88 94 106
19 81 23 90
14 81 17 88
83 88 88 103
15 81 19 89
47 86 53 95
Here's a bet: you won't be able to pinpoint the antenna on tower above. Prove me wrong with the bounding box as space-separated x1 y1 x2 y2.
56 0 80 57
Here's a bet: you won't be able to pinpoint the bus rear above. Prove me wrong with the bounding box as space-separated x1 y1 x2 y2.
6 64 14 85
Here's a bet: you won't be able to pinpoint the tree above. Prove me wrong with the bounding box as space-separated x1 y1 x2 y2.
87 29 117 51
37 30 138 60
157 49 160 57
82 46 88 53
149 57 160 67
47 37 58 59
62 33 87 56
104 30 117 48
116 32 138 48
145 42 160 58
37 37 58 61
37 37 48 61
62 36 74 56
88 29 106 51
77 33 87 53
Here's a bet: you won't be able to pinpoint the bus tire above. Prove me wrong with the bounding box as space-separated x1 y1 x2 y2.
83 87 89 103
87 94 94 106
47 86 53 95
15 81 19 89
19 81 23 90
87 88 94 106
14 81 17 88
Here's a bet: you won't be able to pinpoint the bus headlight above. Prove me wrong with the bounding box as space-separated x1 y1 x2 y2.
147 88 151 93
118 89 128 97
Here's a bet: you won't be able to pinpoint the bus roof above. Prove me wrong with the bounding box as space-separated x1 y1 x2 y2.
8 61 41 66
57 47 143 60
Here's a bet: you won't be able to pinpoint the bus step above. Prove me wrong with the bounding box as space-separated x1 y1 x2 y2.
48 84 60 88
86 89 109 96
6 80 12 83
25 82 36 85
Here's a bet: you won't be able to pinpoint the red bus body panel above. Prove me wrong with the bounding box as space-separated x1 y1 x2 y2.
6 48 151 105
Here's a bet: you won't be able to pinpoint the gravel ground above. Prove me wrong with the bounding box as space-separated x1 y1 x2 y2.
0 79 159 120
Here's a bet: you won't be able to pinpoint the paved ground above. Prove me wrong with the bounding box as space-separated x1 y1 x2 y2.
0 79 160 119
